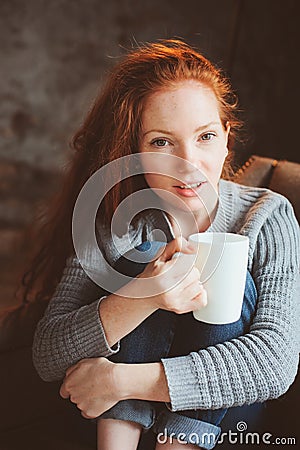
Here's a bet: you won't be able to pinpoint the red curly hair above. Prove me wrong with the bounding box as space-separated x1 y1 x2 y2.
22 39 242 304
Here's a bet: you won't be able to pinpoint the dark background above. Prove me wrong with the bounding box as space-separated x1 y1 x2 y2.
0 1 298 445
1 0 299 170
0 0 299 306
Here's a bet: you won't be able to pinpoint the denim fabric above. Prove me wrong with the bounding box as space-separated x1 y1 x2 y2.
154 411 221 449
101 399 155 430
101 241 258 448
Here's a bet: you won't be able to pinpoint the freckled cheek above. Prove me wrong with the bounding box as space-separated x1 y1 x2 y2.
144 174 171 189
198 151 225 169
140 152 163 174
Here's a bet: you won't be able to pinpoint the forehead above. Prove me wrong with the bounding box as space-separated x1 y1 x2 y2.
142 80 220 126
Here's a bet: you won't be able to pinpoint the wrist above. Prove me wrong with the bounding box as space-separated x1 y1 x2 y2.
114 362 171 403
113 363 132 401
116 277 159 312
98 279 158 347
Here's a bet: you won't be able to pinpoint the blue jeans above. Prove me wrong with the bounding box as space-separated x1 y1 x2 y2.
101 241 258 449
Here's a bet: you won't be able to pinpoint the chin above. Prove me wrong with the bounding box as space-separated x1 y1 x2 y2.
172 199 207 213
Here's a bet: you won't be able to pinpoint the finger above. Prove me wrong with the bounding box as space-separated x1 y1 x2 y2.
66 364 78 377
81 410 96 419
184 279 203 298
177 266 200 287
181 277 207 303
192 285 207 307
159 237 195 262
59 381 70 399
186 265 200 279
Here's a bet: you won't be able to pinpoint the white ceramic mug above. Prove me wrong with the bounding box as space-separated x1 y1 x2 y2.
188 232 249 324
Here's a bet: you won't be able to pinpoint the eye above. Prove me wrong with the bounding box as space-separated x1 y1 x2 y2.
151 138 169 147
200 132 216 141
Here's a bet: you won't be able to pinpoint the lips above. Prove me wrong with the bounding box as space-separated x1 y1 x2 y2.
173 181 207 197
174 181 207 189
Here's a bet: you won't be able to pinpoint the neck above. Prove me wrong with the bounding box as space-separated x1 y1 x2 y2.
167 198 218 239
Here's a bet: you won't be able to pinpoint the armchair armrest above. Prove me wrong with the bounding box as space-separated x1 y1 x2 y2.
234 155 300 222
233 155 278 187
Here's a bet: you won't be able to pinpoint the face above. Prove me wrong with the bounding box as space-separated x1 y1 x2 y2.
139 80 230 216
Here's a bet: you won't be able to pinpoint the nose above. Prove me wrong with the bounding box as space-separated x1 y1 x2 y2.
176 142 199 174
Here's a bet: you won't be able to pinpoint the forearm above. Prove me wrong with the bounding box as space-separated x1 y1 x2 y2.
99 279 157 347
33 298 118 382
116 361 171 403
100 240 202 347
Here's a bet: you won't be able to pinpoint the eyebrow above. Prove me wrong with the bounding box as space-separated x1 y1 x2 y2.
143 121 221 137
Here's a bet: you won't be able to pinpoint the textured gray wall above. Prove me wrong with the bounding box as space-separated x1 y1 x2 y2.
1 0 299 171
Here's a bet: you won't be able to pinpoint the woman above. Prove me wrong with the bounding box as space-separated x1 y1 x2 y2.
27 40 299 449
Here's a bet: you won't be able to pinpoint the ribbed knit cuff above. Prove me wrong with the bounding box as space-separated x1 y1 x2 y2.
161 354 205 412
74 296 120 358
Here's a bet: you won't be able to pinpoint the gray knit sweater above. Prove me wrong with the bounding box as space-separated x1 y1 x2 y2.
32 180 300 411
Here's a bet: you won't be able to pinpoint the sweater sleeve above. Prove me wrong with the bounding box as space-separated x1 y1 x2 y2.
32 256 120 382
161 196 300 411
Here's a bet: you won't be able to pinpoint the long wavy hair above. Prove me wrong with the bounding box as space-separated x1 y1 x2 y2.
21 39 242 304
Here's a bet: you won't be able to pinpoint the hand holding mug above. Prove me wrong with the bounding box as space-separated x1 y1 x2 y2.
137 237 207 314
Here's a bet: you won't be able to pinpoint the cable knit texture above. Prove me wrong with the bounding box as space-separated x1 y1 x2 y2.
32 180 300 412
